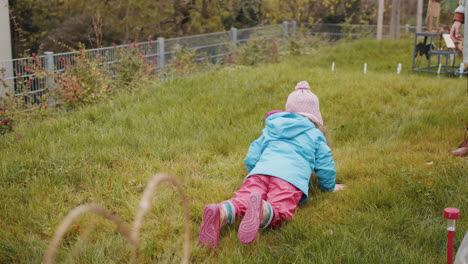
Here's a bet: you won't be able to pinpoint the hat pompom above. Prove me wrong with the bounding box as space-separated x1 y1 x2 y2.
295 81 310 91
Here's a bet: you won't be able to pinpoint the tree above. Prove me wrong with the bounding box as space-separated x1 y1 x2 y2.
377 0 384 40
7 0 454 57
223 0 261 29
389 0 400 39
416 0 423 32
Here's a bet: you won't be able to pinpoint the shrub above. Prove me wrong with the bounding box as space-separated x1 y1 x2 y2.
341 18 374 42
286 27 323 56
224 51 236 66
270 39 280 63
0 91 48 135
168 44 198 75
20 51 113 109
0 64 49 135
0 104 13 135
236 37 281 66
216 43 237 66
115 42 154 90
51 50 113 108
0 41 159 134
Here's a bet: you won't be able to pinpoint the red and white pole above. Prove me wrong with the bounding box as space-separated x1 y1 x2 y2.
444 208 460 264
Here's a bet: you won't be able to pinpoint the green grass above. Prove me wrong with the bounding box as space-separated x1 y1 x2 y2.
0 38 467 263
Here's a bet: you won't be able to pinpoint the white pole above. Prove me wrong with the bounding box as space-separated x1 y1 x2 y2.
157 37 165 68
416 0 423 33
364 63 367 74
331 61 335 72
460 63 465 78
0 0 12 61
0 0 13 96
377 0 384 40
437 63 442 77
397 63 402 74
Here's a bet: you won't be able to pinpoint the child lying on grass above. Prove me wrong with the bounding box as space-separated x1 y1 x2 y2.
199 81 345 248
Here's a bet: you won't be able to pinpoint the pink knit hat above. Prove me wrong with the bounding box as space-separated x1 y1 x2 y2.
285 81 323 126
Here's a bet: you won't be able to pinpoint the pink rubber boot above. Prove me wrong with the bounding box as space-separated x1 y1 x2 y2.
238 192 263 244
198 204 221 249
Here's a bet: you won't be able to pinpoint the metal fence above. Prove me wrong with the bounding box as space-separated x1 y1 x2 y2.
0 22 415 97
0 41 162 98
302 23 425 40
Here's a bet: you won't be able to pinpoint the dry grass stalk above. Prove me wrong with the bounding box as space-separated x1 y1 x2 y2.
65 221 96 263
131 173 191 264
43 173 190 264
43 203 135 264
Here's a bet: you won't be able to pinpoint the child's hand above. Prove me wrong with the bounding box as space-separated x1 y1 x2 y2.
334 184 346 192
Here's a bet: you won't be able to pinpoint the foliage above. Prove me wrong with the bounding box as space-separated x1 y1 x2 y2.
221 43 237 66
0 106 13 135
0 64 49 135
285 27 326 56
8 0 228 56
168 44 198 76
270 39 280 63
0 41 162 135
0 93 48 135
8 0 442 58
49 51 113 109
340 17 375 42
236 37 282 66
441 0 458 12
115 42 155 90
223 0 261 29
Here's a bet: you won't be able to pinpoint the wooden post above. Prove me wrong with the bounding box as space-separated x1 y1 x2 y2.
426 0 441 32
377 0 384 40
416 0 423 33
389 0 401 39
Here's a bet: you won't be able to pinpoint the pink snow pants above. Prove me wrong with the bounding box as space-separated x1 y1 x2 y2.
227 174 303 228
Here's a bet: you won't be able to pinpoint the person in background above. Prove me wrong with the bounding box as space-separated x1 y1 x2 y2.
450 0 468 70
451 127 468 157
449 1 467 157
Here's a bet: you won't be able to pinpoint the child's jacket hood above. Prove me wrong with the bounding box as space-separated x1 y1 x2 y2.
265 112 313 139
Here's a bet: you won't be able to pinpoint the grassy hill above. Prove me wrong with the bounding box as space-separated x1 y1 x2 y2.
0 38 467 263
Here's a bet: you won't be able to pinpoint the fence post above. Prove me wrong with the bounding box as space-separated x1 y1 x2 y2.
405 24 409 34
157 37 165 69
282 21 289 38
230 27 238 49
44 51 55 106
282 21 289 47
0 0 14 97
44 51 54 85
291 21 297 39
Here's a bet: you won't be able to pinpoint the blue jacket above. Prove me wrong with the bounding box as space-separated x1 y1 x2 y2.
244 112 336 203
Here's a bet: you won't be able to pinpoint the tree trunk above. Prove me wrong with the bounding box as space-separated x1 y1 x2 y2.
416 0 423 32
173 0 193 36
288 0 298 21
377 0 384 40
389 0 400 39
